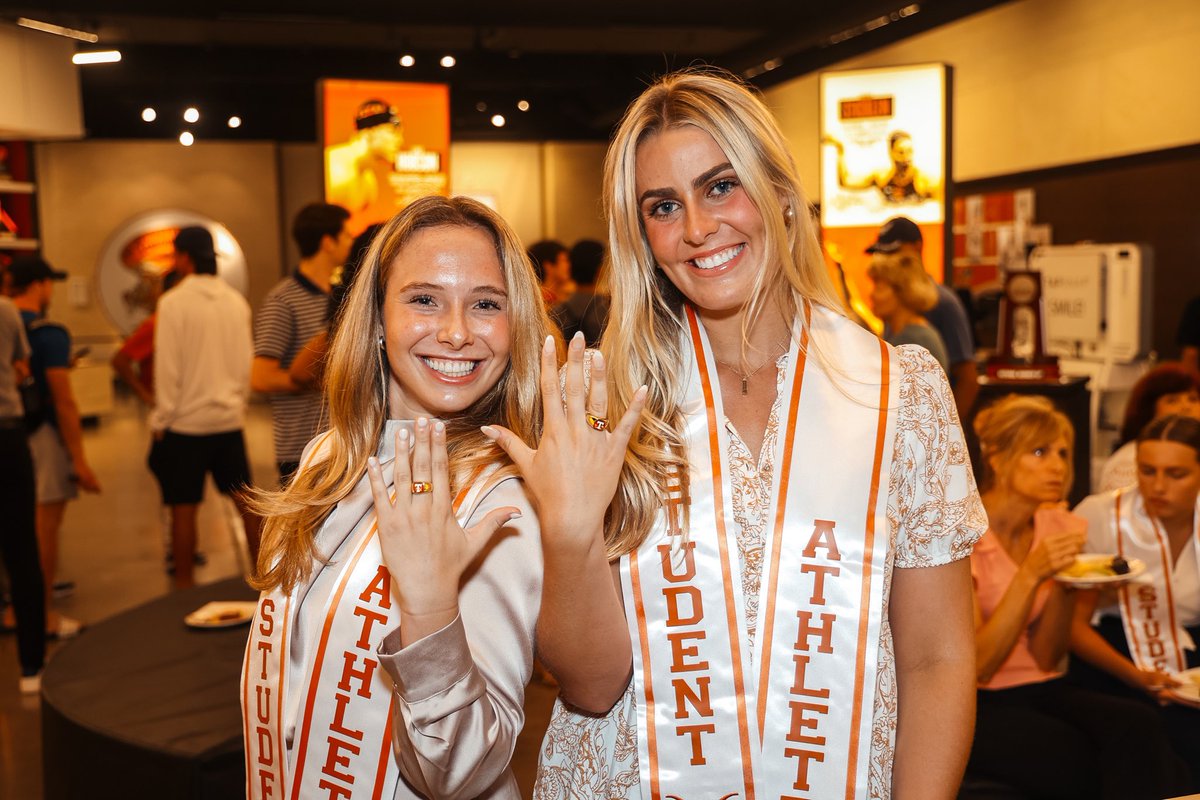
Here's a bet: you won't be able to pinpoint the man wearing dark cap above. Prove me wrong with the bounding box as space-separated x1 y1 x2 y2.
866 217 979 417
150 226 258 589
9 256 98 638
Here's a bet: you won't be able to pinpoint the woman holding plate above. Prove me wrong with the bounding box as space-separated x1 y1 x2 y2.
1071 413 1200 786
967 394 1188 798
241 196 556 800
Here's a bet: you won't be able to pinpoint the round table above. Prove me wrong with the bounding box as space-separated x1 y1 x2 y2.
42 577 257 800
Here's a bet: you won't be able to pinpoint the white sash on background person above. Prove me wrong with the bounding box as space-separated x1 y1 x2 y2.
1114 488 1200 674
621 302 899 800
241 430 493 800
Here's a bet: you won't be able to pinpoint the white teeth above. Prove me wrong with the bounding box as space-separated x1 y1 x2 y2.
421 357 478 377
692 244 744 270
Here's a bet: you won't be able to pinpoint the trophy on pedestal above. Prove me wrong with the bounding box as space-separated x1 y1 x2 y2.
986 270 1060 380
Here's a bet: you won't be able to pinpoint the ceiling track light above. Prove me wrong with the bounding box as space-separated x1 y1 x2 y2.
72 50 122 65
17 17 99 42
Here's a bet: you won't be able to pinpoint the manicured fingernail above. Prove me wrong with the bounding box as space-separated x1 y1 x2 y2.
434 420 445 434
367 456 379 470
572 331 584 345
508 511 522 521
398 427 408 442
544 335 554 352
593 351 605 369
480 425 498 439
417 417 428 429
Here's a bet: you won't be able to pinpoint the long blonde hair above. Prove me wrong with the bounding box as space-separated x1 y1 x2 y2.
252 195 556 593
600 67 843 557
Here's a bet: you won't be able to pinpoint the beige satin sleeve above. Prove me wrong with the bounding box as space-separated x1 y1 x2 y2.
376 476 542 800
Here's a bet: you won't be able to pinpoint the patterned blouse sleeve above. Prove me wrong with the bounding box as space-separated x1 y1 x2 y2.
889 344 987 568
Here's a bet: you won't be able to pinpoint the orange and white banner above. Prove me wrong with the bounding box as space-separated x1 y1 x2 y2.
622 302 898 800
242 435 492 800
1114 488 1199 675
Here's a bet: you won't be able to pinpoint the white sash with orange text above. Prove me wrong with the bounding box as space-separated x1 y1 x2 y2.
241 432 493 800
622 302 899 800
1113 487 1200 674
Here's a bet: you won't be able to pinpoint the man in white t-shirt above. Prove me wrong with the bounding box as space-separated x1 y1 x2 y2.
150 226 259 588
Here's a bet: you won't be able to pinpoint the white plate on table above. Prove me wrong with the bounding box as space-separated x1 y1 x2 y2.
1168 667 1200 709
1053 555 1145 588
185 601 258 629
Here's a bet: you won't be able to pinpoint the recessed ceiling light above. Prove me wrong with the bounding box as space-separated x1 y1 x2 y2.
517 100 530 112
399 54 415 67
179 132 195 146
183 107 200 123
491 114 506 128
72 50 121 65
228 116 242 129
141 107 157 123
440 55 456 68
475 101 488 113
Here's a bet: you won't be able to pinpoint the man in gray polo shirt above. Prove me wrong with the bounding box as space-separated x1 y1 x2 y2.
251 203 352 483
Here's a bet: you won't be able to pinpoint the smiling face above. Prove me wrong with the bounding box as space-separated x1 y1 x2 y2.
380 224 511 419
634 125 766 319
1004 436 1071 504
1137 440 1200 524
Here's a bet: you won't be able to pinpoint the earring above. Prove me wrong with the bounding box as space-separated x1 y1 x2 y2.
378 335 385 350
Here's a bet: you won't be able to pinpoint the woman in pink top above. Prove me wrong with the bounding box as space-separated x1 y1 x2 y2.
967 395 1188 798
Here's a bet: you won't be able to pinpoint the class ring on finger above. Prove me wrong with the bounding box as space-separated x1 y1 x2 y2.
585 413 609 432
410 481 433 495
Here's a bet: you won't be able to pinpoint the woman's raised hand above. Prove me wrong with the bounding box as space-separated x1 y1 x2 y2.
366 418 519 622
483 332 647 551
1024 506 1088 580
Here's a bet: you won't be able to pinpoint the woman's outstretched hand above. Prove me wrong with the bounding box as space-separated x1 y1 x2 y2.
483 332 647 552
367 418 519 640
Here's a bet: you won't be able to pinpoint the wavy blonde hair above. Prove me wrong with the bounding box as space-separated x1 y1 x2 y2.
973 394 1074 495
252 195 557 593
600 67 843 558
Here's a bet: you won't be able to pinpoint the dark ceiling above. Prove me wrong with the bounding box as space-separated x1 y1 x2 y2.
4 0 1010 142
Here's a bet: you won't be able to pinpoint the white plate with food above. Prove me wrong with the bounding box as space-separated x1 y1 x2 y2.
1168 667 1200 709
1053 555 1146 587
185 600 258 629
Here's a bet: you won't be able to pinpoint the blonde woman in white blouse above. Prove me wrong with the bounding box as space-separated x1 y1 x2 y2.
486 68 986 800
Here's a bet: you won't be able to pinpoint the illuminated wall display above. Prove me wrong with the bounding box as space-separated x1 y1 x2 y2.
94 210 248 335
819 63 950 330
321 79 450 232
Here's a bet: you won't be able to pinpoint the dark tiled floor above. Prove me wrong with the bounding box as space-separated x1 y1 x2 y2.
0 393 554 799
